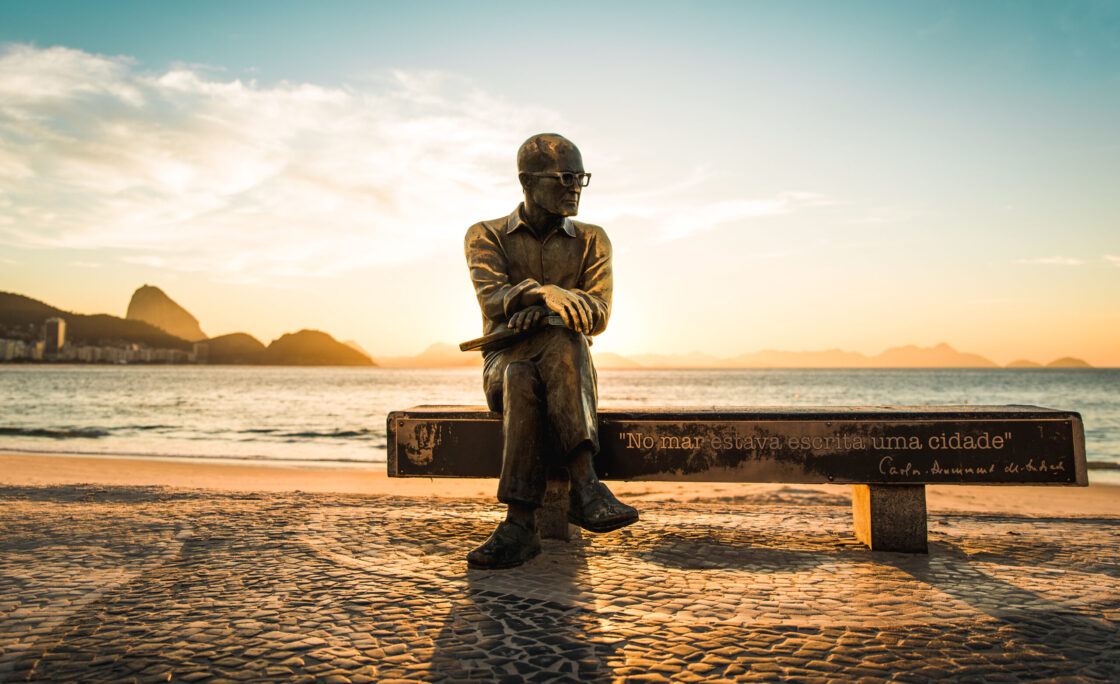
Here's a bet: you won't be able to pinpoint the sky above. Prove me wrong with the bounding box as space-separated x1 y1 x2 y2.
1 0 1118 365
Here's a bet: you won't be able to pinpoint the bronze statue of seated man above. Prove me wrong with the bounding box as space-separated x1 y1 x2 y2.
463 133 638 569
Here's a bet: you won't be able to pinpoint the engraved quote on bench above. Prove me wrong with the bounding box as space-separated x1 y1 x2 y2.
601 419 1080 484
388 408 1084 486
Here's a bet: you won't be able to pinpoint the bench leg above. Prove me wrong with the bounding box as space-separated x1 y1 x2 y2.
851 484 928 553
536 476 576 541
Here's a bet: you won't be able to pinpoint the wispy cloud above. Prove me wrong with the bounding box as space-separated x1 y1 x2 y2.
1104 255 1120 266
596 186 831 242
0 44 563 280
1013 256 1084 265
0 43 835 279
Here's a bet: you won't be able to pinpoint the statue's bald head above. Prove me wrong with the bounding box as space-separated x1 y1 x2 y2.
517 133 583 174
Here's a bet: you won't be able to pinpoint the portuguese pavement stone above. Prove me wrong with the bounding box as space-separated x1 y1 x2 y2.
0 484 1117 682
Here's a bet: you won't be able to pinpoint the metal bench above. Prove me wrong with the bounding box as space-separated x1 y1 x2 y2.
386 405 1086 552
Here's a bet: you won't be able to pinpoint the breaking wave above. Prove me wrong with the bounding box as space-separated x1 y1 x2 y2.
0 427 110 439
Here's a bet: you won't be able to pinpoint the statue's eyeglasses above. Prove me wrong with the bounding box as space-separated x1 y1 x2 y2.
523 171 592 188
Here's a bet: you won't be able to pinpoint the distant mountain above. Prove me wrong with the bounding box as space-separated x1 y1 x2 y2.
260 330 375 366
3 288 1101 368
593 351 643 368
871 342 997 368
126 285 206 341
372 341 1022 369
1004 357 1092 368
195 330 380 366
1046 356 1092 368
620 342 998 368
206 333 267 364
344 340 374 362
629 351 724 368
376 342 483 368
1 290 378 366
0 291 192 350
374 342 641 369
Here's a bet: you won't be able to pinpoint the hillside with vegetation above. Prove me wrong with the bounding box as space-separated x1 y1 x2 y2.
0 291 192 350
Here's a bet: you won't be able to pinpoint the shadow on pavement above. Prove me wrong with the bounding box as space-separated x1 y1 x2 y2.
427 538 617 682
883 542 1120 676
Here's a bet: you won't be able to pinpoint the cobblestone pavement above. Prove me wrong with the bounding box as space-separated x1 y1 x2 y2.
0 484 1118 682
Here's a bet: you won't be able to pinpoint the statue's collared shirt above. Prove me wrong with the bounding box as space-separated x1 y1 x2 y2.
464 203 613 343
466 203 607 481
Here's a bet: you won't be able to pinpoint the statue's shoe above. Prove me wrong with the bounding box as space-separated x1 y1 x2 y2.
569 481 639 533
466 520 541 569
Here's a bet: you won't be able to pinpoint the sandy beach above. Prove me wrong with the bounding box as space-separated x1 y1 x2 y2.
1 451 1117 516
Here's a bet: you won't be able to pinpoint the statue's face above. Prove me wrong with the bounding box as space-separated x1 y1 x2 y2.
524 145 584 217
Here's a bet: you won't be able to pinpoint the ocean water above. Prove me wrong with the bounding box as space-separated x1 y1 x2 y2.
1 365 1117 482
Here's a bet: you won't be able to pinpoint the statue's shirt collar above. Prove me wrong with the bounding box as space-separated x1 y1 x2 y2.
506 204 577 239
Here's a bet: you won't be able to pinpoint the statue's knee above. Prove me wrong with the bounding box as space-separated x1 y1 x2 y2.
504 362 540 391
539 326 589 361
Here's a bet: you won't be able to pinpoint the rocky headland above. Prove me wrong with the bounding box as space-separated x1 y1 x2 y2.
126 285 207 342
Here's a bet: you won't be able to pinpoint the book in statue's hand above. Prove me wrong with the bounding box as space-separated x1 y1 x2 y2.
459 315 568 353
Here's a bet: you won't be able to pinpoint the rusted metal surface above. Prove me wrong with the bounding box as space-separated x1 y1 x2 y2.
386 405 1086 486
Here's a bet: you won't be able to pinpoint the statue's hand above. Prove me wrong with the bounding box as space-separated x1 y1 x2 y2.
536 284 593 334
508 305 547 332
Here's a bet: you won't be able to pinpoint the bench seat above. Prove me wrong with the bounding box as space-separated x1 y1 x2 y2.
387 405 1086 552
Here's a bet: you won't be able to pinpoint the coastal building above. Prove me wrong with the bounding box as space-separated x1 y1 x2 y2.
0 339 41 362
43 318 66 356
2 328 192 364
76 346 100 363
